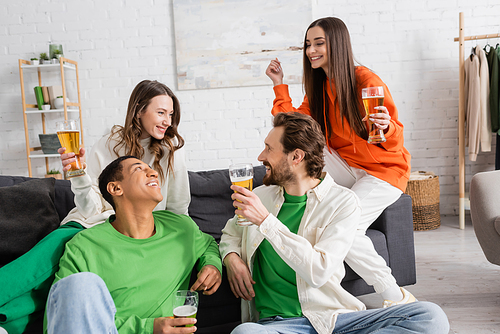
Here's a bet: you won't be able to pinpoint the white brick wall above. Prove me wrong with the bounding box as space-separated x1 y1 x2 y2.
1 0 500 215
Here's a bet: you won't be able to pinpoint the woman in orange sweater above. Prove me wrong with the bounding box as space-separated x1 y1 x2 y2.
265 17 413 307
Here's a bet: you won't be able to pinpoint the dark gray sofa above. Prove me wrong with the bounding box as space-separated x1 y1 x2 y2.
0 166 415 334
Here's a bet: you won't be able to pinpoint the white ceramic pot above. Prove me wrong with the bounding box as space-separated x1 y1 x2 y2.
54 97 68 109
31 60 39 65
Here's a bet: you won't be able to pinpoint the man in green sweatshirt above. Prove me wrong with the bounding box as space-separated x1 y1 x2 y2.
44 156 222 334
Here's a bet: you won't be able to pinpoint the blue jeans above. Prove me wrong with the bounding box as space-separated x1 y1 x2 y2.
46 272 118 334
231 302 449 334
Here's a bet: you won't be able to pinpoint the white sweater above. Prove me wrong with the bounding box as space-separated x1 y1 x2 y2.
60 133 190 228
219 173 365 334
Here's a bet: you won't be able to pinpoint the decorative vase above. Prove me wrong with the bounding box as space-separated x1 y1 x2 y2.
54 97 68 109
49 44 63 59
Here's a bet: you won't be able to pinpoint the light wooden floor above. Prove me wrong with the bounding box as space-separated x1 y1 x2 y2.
358 215 500 333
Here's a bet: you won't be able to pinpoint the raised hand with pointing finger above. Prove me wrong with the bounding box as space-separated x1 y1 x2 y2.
265 58 283 86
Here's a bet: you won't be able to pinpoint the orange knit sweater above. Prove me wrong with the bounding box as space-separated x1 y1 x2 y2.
271 66 411 192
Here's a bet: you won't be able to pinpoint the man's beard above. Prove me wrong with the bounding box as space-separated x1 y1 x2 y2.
262 157 295 187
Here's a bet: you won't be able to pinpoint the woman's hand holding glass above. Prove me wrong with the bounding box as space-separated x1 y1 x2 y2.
58 147 86 173
361 86 390 144
361 106 391 131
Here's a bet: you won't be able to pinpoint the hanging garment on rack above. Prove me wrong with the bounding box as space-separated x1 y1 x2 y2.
464 48 492 161
485 45 500 169
496 134 500 169
464 53 480 161
485 45 500 132
478 47 492 151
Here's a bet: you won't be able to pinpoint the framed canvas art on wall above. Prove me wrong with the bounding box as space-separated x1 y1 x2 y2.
173 0 311 90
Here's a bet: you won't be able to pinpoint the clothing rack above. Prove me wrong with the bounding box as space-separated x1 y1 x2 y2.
454 12 499 229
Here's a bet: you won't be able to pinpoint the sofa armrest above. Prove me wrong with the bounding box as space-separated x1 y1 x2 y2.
470 170 500 265
370 194 416 286
0 175 75 223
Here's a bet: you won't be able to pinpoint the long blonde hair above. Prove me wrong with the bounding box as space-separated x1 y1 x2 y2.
109 80 184 182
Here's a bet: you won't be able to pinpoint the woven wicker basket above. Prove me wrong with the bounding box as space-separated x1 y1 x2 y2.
404 171 441 231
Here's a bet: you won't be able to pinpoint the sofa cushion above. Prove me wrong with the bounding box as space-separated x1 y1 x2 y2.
188 166 266 242
0 176 74 223
0 178 60 266
190 266 241 331
51 179 75 222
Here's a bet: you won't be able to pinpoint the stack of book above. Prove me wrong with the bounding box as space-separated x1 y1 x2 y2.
33 85 63 110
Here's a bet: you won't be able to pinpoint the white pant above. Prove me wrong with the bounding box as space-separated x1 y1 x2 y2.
323 148 403 293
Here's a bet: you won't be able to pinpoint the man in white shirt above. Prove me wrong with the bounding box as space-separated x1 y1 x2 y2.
219 112 449 334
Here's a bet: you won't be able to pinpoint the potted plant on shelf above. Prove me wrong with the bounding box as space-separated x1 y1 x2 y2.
49 44 64 60
53 49 63 59
51 50 62 64
54 95 69 109
40 52 49 64
30 57 39 65
45 169 62 180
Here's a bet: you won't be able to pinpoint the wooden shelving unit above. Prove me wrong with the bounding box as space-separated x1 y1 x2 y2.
18 57 84 177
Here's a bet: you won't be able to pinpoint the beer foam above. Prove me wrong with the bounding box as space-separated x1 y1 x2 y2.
230 176 253 183
173 305 197 317
57 130 79 133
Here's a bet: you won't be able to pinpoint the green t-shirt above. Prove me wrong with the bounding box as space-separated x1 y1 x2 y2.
253 191 307 319
46 210 222 334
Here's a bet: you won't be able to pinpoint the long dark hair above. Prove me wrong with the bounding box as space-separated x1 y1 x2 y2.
303 17 367 140
109 80 184 183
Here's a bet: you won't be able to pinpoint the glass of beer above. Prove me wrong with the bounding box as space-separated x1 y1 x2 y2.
173 290 198 327
361 86 386 144
229 163 254 226
56 119 85 178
